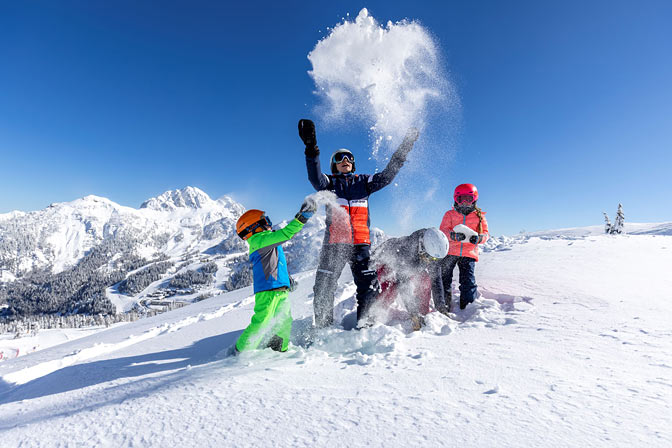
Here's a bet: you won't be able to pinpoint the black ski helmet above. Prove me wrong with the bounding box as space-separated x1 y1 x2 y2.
330 149 356 174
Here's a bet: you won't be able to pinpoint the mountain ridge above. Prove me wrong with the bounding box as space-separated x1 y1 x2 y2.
0 187 336 318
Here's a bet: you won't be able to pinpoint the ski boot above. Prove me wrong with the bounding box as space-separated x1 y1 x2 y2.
435 303 451 317
356 315 375 330
267 335 287 352
410 314 425 331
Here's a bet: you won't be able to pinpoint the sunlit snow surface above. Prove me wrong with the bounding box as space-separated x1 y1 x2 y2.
0 226 671 447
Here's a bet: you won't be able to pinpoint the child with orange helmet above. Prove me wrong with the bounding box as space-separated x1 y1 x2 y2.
433 183 489 311
233 198 316 353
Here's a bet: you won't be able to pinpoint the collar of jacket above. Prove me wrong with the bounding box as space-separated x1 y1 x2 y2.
454 204 476 215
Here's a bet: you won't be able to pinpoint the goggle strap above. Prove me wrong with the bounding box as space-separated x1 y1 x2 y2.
239 217 270 239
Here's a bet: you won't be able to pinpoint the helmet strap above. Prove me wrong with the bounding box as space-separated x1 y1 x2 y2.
240 219 270 239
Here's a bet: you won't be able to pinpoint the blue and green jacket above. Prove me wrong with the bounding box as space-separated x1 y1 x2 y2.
247 218 304 293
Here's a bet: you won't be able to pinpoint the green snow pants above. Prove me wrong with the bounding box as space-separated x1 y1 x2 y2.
236 289 291 352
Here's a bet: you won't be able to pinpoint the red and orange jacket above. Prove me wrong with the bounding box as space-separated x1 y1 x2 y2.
439 208 489 261
306 143 414 245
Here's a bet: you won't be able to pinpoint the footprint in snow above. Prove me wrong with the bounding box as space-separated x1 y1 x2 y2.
483 386 500 395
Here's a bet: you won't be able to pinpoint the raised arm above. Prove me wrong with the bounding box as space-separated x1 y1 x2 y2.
305 155 331 191
250 218 305 251
367 127 420 194
299 119 330 191
249 198 317 251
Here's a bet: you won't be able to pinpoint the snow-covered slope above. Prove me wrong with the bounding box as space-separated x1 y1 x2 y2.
524 221 672 238
0 226 670 446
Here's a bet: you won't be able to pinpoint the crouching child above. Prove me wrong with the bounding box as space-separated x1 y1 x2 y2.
234 199 316 353
371 228 449 331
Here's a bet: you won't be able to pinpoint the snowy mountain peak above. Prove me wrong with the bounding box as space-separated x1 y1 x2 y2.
214 195 247 216
80 194 111 202
46 194 113 208
72 195 119 209
140 186 214 211
0 187 253 280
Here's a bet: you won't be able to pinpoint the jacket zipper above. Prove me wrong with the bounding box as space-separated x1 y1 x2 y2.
459 214 466 257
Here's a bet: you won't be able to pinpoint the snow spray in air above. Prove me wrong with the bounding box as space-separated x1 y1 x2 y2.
304 191 349 223
306 9 460 233
307 8 457 160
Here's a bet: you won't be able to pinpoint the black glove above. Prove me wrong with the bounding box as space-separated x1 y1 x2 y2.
298 119 319 156
450 231 466 241
295 197 317 223
469 235 481 244
300 197 317 214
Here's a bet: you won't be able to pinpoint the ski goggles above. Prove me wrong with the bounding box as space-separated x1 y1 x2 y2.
332 152 355 164
455 194 476 204
419 252 441 262
239 215 272 239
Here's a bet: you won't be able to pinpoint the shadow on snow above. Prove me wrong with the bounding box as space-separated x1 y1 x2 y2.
0 329 242 410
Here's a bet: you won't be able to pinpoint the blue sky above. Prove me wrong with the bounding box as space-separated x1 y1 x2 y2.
1 0 671 236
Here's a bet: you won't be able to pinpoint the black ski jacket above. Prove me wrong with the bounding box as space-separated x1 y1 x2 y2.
306 140 413 245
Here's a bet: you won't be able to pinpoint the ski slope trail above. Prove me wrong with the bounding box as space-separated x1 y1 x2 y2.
0 234 670 446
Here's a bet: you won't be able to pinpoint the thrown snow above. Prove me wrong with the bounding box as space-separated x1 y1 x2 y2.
308 8 455 159
0 229 670 446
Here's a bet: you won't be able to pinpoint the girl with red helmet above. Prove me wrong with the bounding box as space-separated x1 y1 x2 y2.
432 183 489 311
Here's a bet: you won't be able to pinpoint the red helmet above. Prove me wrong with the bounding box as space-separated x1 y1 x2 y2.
454 183 478 204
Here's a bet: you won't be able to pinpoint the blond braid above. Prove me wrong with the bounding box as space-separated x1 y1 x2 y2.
474 206 484 234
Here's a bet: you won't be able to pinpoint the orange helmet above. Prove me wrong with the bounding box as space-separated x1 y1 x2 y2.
236 209 272 240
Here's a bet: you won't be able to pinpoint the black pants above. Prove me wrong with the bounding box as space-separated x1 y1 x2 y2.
431 255 477 310
313 244 379 327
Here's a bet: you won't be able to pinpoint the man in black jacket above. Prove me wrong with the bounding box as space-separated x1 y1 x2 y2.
298 119 419 328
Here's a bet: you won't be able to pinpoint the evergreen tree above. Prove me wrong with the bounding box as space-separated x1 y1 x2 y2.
603 212 612 234
612 203 625 234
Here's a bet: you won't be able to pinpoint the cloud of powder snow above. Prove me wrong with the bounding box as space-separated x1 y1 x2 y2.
307 8 459 160
306 8 462 235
